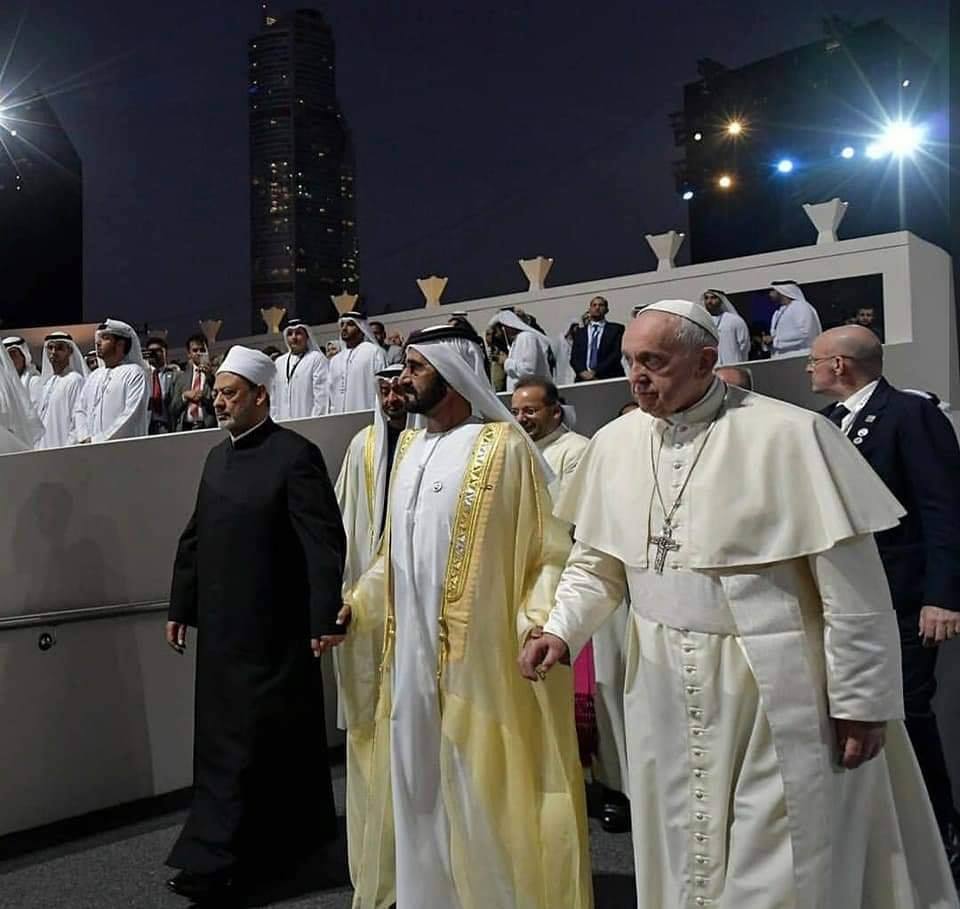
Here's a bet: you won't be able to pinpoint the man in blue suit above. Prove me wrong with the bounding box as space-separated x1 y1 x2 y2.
570 296 625 382
810 324 960 864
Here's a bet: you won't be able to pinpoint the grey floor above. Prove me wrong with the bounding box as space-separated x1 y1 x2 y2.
0 768 636 909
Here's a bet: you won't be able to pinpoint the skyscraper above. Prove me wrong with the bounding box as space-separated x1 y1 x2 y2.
249 7 359 331
0 94 82 330
672 19 947 264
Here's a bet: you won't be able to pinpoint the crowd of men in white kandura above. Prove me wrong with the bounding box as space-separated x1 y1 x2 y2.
0 279 842 457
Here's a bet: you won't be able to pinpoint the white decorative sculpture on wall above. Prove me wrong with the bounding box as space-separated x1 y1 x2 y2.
260 307 286 335
518 256 554 291
645 230 685 271
417 275 448 308
331 293 359 316
802 198 849 245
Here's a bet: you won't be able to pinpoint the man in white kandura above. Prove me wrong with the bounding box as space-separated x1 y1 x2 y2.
3 336 43 409
769 279 822 357
700 289 750 365
521 299 957 908
36 331 88 449
327 311 388 414
0 343 42 452
488 308 554 391
340 324 592 909
74 319 149 443
271 318 329 421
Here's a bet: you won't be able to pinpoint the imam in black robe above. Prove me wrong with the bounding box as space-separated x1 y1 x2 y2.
166 419 346 877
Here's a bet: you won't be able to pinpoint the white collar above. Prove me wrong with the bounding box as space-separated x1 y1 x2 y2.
535 424 567 450
589 320 606 329
658 378 726 429
229 417 269 445
840 379 880 416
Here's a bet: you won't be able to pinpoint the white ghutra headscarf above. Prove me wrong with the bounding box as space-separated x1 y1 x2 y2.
96 319 146 369
40 331 89 383
0 343 42 448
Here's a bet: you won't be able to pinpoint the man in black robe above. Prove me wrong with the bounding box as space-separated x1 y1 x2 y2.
164 345 347 904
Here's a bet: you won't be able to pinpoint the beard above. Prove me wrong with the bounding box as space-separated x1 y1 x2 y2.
403 373 448 414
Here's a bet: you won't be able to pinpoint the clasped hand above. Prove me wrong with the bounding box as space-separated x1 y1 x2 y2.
518 627 568 681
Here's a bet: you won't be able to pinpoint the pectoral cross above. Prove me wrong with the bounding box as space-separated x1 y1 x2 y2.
650 522 680 574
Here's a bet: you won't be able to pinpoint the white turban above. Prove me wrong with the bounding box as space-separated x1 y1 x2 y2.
637 299 720 342
96 319 145 368
218 346 276 389
408 326 554 484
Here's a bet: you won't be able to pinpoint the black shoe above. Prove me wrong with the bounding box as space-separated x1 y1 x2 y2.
165 869 242 904
600 800 631 834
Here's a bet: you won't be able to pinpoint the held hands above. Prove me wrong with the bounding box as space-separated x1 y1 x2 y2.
166 621 187 654
518 629 569 681
309 604 353 658
918 606 960 646
834 718 886 769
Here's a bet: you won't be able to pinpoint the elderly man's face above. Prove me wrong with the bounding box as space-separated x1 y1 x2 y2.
806 335 844 396
510 385 561 442
287 327 309 356
622 313 717 418
400 348 448 415
214 371 266 434
46 341 72 374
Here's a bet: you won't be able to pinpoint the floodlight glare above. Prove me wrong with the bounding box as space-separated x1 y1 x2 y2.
901 79 910 88
682 189 694 201
693 131 703 142
726 121 743 136
879 120 925 158
865 142 885 160
776 158 794 174
840 146 856 159
717 174 733 189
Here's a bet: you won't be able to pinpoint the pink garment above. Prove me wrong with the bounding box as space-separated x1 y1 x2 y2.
573 642 597 766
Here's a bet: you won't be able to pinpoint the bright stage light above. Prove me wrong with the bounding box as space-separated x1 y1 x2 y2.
726 121 743 136
693 131 703 142
717 174 733 189
682 189 694 201
901 79 910 88
880 120 925 158
840 146 856 159
776 158 794 174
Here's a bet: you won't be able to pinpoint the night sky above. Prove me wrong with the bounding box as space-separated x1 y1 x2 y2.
0 0 948 341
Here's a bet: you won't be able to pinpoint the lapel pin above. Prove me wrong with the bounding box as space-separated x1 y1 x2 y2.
865 414 877 423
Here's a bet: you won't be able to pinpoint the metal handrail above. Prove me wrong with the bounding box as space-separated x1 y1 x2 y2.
0 600 169 631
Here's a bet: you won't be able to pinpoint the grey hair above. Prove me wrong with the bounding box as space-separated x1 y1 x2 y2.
673 318 718 352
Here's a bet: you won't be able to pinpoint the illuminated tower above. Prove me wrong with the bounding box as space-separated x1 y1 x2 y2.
249 6 359 330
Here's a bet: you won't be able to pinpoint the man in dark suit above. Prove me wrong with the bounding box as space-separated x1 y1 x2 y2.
810 324 960 859
569 296 625 382
169 333 218 431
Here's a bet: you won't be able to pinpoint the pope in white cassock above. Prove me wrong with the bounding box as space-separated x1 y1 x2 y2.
338 324 592 909
700 289 750 365
3 336 43 409
35 331 88 449
74 319 149 443
488 309 554 391
769 280 823 357
327 312 388 413
0 343 42 452
522 299 957 909
271 318 329 420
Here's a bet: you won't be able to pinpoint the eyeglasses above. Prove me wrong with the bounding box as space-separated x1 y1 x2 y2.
806 354 866 368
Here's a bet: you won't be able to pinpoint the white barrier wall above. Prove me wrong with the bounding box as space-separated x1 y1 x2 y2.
0 230 956 838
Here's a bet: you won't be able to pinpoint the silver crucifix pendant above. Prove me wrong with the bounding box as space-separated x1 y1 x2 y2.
650 522 680 574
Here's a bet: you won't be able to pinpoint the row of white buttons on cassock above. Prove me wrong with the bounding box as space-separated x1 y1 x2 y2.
664 424 695 571
681 630 716 907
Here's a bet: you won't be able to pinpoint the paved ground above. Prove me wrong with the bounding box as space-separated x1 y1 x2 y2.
0 767 636 908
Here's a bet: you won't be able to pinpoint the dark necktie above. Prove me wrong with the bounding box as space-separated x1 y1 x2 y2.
587 325 601 370
828 403 850 428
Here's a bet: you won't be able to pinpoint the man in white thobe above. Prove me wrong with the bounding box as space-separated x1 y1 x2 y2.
74 319 149 443
0 343 42 452
3 336 43 409
769 280 822 357
488 308 554 391
511 374 631 830
271 318 329 421
700 289 750 364
36 331 88 449
522 299 956 908
339 324 592 909
327 311 387 413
